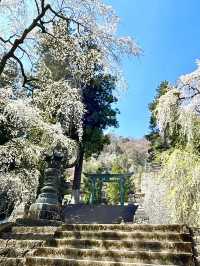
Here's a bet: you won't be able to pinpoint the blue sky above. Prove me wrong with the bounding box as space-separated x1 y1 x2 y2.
106 0 200 138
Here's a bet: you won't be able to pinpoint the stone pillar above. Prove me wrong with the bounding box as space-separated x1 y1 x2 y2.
29 148 64 220
90 177 96 204
120 176 125 206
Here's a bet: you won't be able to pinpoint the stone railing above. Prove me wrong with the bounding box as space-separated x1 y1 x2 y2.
191 227 200 266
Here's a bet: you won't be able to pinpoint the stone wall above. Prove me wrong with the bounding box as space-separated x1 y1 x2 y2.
191 227 200 266
0 222 12 234
141 170 171 224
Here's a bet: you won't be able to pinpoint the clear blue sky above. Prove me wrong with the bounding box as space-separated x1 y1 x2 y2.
106 0 200 138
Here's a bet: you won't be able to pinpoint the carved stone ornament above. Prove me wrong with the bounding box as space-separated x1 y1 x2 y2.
29 143 74 220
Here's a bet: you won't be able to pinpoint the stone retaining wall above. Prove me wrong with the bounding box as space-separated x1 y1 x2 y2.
0 222 12 234
141 171 171 224
191 227 200 266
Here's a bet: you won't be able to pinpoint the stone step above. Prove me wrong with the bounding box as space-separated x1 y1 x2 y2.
0 257 180 266
45 238 192 253
0 239 45 249
25 257 181 266
0 223 195 266
30 247 194 265
0 246 30 258
15 218 63 227
1 232 55 240
54 230 191 242
61 224 189 233
1 230 191 242
0 257 24 266
11 226 59 234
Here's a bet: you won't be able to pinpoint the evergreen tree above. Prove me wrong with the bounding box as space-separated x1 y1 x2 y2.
36 23 119 202
145 81 170 161
72 74 119 202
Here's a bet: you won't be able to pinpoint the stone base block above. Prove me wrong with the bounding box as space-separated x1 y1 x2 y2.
29 203 61 221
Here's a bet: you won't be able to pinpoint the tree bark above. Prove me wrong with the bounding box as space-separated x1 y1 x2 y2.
71 149 84 204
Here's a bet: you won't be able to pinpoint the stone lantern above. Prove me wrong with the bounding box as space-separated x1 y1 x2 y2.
29 143 78 220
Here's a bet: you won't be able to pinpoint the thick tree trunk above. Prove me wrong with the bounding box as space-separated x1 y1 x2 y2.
71 149 84 204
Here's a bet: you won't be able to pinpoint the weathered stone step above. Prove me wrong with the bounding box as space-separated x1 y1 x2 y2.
1 232 54 240
25 256 181 266
61 224 189 233
0 223 195 266
46 238 192 253
0 226 58 241
11 226 59 234
55 230 191 242
30 247 194 265
0 239 45 249
0 246 30 258
0 257 24 266
15 218 62 227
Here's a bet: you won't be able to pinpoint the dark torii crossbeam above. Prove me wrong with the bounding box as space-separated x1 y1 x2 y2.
84 173 133 206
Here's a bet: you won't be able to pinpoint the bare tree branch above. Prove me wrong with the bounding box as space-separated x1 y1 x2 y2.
179 87 200 101
0 35 35 74
0 1 88 86
12 55 29 86
0 0 132 88
12 54 38 89
41 0 45 9
34 0 40 14
0 3 51 78
0 34 19 44
48 5 84 28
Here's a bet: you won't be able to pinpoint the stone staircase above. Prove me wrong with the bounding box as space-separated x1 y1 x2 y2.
0 221 195 265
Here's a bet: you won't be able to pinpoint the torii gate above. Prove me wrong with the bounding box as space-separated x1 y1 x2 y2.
84 173 133 206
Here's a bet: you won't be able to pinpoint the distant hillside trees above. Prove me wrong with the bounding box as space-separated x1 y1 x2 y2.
82 135 149 204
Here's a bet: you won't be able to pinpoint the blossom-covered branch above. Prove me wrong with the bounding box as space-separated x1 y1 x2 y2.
0 0 141 87
155 60 200 145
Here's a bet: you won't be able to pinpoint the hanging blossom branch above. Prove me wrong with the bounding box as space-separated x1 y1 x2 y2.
155 60 200 142
177 63 200 109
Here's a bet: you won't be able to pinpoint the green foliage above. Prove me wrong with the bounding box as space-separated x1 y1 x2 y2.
82 161 104 204
105 163 122 204
82 135 148 204
147 77 200 226
37 22 119 169
82 74 119 158
105 160 134 204
26 127 45 145
82 176 92 204
159 148 200 226
146 81 170 160
82 157 135 205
